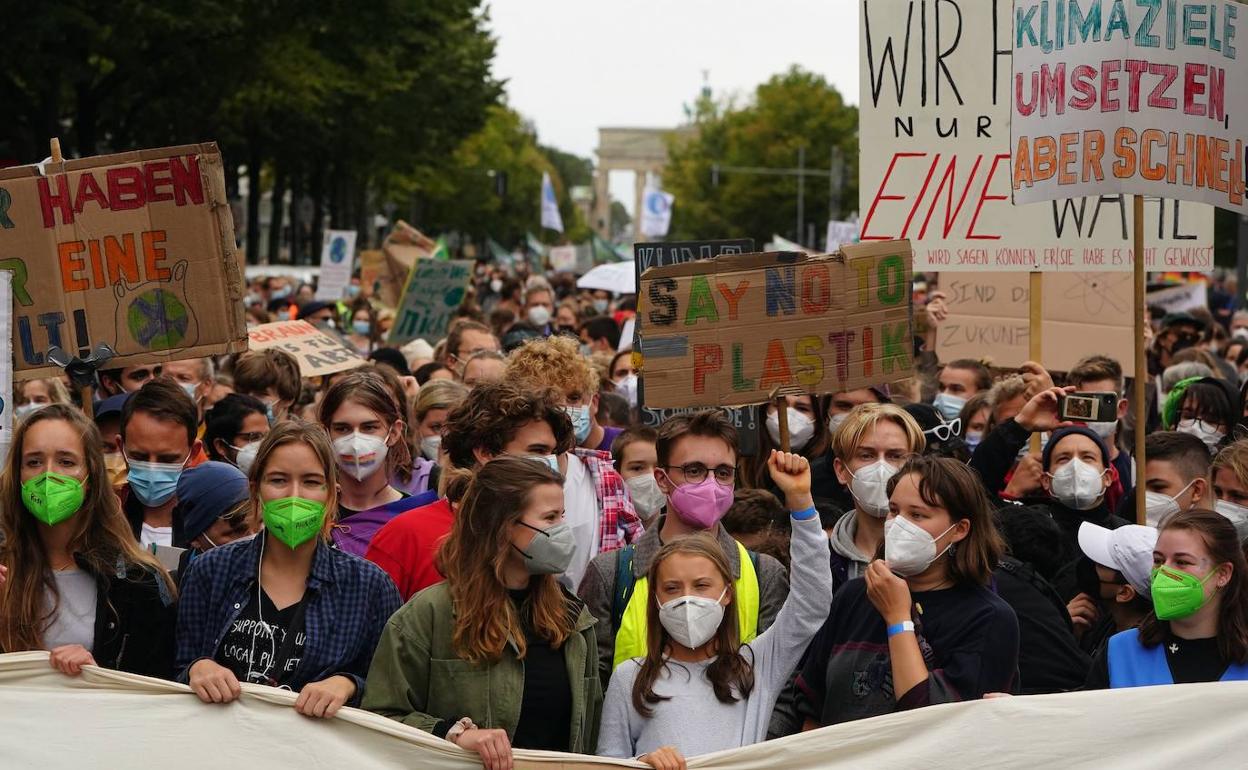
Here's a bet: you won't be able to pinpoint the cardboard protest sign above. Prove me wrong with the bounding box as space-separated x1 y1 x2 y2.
315 229 357 300
936 271 1135 370
632 239 759 453
1012 0 1247 217
0 143 248 380
639 241 914 408
377 221 437 307
387 259 473 346
857 0 1215 270
358 249 386 302
248 320 365 377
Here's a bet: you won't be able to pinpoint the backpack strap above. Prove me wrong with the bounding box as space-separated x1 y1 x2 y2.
611 544 636 631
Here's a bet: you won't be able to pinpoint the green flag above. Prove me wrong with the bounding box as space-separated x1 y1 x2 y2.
431 236 450 261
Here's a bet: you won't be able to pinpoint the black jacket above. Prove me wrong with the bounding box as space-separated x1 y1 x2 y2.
122 485 187 548
993 557 1091 694
79 554 178 679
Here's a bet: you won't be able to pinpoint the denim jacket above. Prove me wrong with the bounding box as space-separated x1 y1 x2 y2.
175 534 400 703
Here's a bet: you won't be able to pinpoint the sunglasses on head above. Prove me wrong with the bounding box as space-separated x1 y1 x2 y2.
923 417 961 442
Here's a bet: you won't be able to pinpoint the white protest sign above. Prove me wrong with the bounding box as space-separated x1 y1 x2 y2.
1147 281 1209 314
248 320 365 378
315 230 357 300
825 220 860 252
549 245 578 273
1012 0 1247 217
857 0 1215 271
640 188 675 238
387 259 473 345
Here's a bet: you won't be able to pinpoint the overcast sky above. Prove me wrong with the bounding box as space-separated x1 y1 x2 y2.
487 0 858 213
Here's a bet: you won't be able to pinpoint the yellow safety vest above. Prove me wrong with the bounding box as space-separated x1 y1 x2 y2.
613 540 760 668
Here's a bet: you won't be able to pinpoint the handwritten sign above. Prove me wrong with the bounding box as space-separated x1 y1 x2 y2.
248 320 365 378
0 143 248 379
858 0 1215 270
936 271 1134 370
639 241 914 408
387 259 473 346
1011 0 1247 217
632 239 757 442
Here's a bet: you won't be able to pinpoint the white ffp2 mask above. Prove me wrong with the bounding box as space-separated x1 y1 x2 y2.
657 588 727 649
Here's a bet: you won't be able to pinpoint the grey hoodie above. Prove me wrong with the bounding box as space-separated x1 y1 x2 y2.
829 510 872 581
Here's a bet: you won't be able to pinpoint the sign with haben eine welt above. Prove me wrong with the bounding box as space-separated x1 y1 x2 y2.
0 142 248 380
638 240 915 408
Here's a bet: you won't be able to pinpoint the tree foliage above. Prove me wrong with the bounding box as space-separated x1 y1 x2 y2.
663 66 858 247
0 0 501 261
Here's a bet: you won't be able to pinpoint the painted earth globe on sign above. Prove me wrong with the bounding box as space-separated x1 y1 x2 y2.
127 288 190 350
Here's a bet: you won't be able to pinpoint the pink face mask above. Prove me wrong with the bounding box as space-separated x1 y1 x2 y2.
666 475 734 529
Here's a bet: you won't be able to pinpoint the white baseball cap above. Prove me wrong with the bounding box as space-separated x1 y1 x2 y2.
1078 522 1159 600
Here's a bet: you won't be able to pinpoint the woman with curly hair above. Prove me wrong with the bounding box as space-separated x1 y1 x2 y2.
364 380 576 600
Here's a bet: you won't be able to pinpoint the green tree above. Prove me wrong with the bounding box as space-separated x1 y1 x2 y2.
663 66 858 247
416 105 587 248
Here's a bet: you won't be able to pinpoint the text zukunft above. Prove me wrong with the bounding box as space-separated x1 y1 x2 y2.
637 242 915 409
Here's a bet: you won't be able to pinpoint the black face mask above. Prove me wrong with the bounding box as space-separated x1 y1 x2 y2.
1075 556 1103 600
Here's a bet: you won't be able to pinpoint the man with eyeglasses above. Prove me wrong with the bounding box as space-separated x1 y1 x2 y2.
577 409 791 685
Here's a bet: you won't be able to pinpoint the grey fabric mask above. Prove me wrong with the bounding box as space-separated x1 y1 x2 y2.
514 522 577 575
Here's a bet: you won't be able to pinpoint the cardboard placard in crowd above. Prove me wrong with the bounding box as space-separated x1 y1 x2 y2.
248 320 365 377
1011 0 1247 218
387 259 474 346
935 271 1136 371
376 221 438 307
358 249 387 302
0 142 248 380
633 238 759 454
857 0 1215 271
1146 280 1209 316
549 244 577 272
639 240 915 408
315 229 357 301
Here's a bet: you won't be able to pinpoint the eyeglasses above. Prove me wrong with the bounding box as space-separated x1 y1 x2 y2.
664 462 736 485
924 417 961 442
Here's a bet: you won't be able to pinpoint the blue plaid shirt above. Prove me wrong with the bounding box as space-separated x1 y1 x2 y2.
175 533 400 703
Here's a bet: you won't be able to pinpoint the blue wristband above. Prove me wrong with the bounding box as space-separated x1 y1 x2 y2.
791 505 818 521
887 621 915 638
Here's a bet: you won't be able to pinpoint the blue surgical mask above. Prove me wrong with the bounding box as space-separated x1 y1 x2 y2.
352 320 371 336
180 381 199 402
531 454 560 473
346 285 361 298
566 404 592 443
125 454 188 507
964 430 983 450
264 400 278 425
932 392 966 422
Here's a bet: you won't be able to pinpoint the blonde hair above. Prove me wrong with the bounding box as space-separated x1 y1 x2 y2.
987 375 1027 414
1213 439 1248 486
16 378 71 406
413 379 470 423
831 402 925 461
505 334 598 396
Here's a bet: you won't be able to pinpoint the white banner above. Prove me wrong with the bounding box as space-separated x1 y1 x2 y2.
857 0 1215 271
1012 0 1247 216
541 172 564 233
639 188 675 238
549 245 578 272
5 652 1248 769
315 229 358 300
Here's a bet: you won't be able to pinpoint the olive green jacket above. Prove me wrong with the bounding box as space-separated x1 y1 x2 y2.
362 581 602 753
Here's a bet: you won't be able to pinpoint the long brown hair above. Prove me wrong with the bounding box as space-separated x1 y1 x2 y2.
0 405 174 652
247 421 340 541
1139 509 1248 663
437 457 572 665
632 534 754 717
885 455 1005 587
318 370 413 483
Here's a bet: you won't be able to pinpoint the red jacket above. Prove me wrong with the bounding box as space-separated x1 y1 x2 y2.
364 498 454 601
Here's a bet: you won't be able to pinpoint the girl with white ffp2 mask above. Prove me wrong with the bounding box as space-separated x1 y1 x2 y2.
746 394 832 492
595 451 832 766
318 371 423 557
827 404 926 589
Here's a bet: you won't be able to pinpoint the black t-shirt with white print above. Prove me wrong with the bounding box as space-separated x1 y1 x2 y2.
215 589 306 688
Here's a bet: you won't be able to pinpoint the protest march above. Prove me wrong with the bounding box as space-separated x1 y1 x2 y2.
3 1 1248 768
